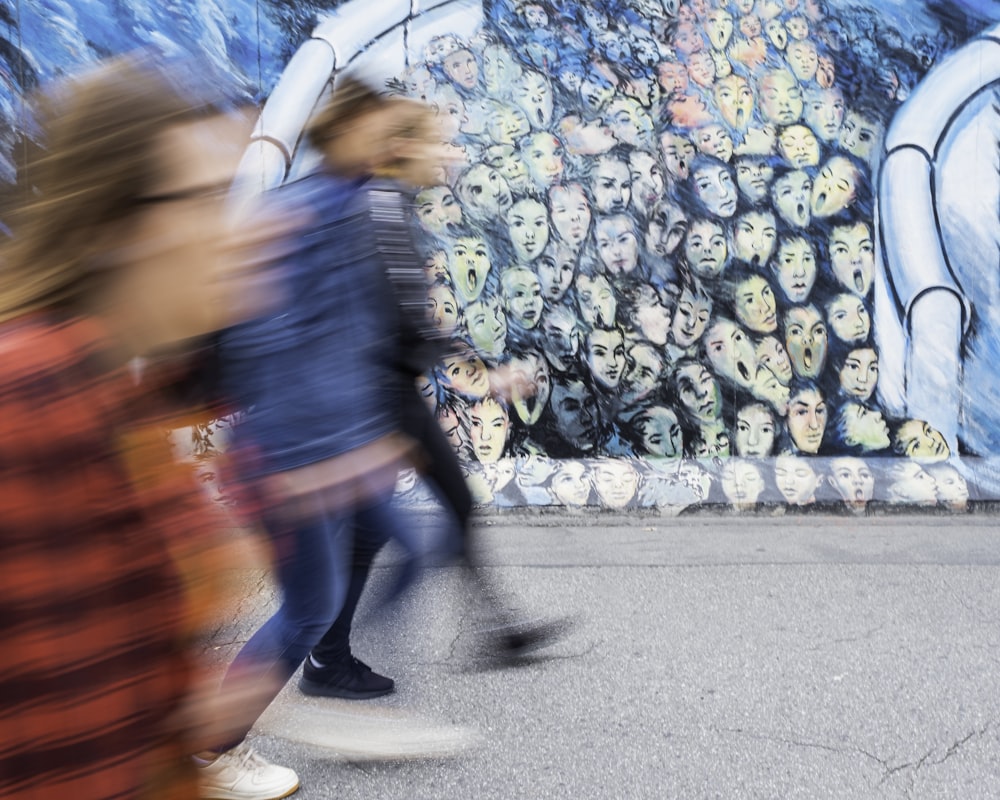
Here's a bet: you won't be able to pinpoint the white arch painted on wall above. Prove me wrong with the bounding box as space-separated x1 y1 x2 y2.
233 0 483 198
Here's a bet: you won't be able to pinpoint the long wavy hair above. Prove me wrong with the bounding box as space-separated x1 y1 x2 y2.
0 56 215 323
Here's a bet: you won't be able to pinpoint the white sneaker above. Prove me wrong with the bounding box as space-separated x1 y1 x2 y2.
198 742 300 800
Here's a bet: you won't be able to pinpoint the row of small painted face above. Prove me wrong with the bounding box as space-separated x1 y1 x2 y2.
395 452 971 511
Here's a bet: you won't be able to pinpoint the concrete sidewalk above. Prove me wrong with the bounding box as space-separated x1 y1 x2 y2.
207 512 1000 799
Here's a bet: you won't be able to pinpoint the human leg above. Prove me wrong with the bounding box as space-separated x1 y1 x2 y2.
300 520 395 699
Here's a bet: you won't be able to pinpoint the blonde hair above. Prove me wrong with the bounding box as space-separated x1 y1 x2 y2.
0 57 214 322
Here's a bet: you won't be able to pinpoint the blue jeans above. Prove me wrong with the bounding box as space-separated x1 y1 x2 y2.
221 490 413 744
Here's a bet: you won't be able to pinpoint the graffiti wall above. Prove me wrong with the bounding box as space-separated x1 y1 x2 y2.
3 0 998 513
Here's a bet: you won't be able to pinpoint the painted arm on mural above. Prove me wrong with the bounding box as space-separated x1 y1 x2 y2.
876 23 1000 453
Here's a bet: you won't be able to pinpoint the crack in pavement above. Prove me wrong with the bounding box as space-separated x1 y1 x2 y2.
712 722 996 791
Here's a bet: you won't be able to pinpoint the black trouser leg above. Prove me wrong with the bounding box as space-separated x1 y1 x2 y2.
309 520 388 664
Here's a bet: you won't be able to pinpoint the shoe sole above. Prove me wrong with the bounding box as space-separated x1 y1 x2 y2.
298 676 395 700
200 779 300 800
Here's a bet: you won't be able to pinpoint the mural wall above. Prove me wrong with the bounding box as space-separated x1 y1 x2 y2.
3 0 999 513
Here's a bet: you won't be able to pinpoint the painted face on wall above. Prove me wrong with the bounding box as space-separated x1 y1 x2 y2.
774 455 820 505
684 219 728 279
536 240 577 302
704 317 758 390
785 14 809 40
673 21 705 56
735 402 776 457
469 396 509 462
436 404 470 457
691 420 731 457
711 48 734 79
427 284 459 336
591 460 640 508
442 47 479 90
482 44 523 96
778 125 820 169
521 132 565 188
579 72 616 115
787 386 827 454
522 2 548 27
829 457 875 509
486 102 531 145
692 163 738 217
765 18 788 49
840 402 891 451
772 236 816 303
550 461 591 505
596 215 640 277
826 294 870 344
456 164 513 222
657 62 690 98
771 169 812 228
839 110 884 167
645 200 688 258
828 221 875 296
734 273 778 334
558 114 616 156
508 351 551 425
466 296 508 360
671 285 713 349
501 267 544 329
507 197 550 262
548 183 592 250
514 70 554 129
895 420 950 462
541 307 581 370
621 342 665 405
756 334 794 385
431 84 467 142
448 234 491 304
628 150 665 218
484 144 531 194
424 250 449 284
676 362 722 422
721 459 765 507
714 74 755 132
632 286 672 346
812 155 862 218
786 39 818 82
803 86 845 143
638 406 683 456
816 55 836 89
587 327 627 390
576 273 617 329
752 364 790 415
686 50 717 89
592 156 633 214
759 69 803 126
733 156 772 205
705 8 735 50
838 347 878 402
660 131 697 181
739 14 762 38
417 185 463 237
732 210 777 268
888 462 939 505
694 124 734 163
551 378 600 452
604 99 655 148
927 464 970 511
441 348 490 398
784 305 828 379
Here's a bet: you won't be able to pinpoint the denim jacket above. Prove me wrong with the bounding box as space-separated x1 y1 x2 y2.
219 169 402 476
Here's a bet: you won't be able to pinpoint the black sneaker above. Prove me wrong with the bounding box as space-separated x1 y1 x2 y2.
299 655 395 700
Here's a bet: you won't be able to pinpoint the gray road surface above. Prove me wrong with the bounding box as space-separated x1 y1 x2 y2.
207 512 1000 799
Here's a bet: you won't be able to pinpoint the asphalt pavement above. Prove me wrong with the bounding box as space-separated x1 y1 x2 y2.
207 510 1000 800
